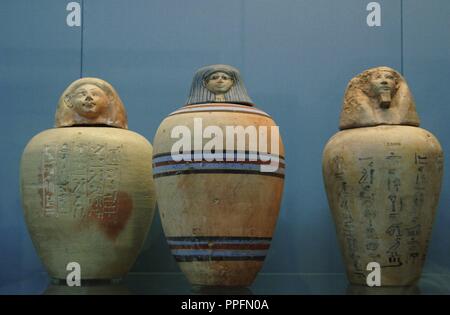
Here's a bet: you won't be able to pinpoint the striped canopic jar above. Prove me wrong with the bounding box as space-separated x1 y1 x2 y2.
152 103 285 286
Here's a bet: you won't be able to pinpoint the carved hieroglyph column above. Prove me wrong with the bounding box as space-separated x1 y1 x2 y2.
323 67 443 286
20 78 156 280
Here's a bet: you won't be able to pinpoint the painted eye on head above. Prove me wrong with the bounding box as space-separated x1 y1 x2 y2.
210 74 231 81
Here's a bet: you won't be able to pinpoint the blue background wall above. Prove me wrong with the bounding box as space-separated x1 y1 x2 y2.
1 0 449 286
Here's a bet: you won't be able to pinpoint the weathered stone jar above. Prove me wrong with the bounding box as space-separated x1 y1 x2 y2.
153 65 285 286
20 78 156 280
322 67 443 286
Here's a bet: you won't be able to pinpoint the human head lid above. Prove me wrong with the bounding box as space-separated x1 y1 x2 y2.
339 66 420 130
185 64 254 106
55 77 128 129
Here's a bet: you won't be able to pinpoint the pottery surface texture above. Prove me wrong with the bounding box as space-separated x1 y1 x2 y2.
153 65 285 286
323 67 443 286
20 78 156 280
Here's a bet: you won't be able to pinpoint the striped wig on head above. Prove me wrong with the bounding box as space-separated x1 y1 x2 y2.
185 64 254 106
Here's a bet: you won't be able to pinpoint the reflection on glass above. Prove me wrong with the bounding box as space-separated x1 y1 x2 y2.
191 285 253 295
346 284 420 295
43 279 132 295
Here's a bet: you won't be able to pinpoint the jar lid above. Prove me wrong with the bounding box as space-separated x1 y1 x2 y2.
185 64 255 107
339 66 420 130
55 77 128 129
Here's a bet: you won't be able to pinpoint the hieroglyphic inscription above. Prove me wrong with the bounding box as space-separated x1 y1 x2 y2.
332 155 362 273
384 151 403 267
409 152 427 263
101 145 122 219
358 157 380 260
56 143 71 215
42 145 57 215
41 142 123 219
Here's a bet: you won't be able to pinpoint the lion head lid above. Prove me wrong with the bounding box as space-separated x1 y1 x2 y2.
339 66 420 130
55 77 128 129
185 64 254 106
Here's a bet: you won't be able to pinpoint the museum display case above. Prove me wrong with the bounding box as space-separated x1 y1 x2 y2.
1 0 449 296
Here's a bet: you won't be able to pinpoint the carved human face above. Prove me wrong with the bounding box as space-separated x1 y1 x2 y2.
205 72 234 94
70 84 109 118
370 71 397 96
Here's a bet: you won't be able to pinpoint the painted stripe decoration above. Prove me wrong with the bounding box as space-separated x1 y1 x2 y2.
153 151 286 163
169 104 271 118
152 151 285 178
167 237 272 262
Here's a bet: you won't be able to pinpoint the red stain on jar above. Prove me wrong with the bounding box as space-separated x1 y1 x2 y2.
89 191 133 241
